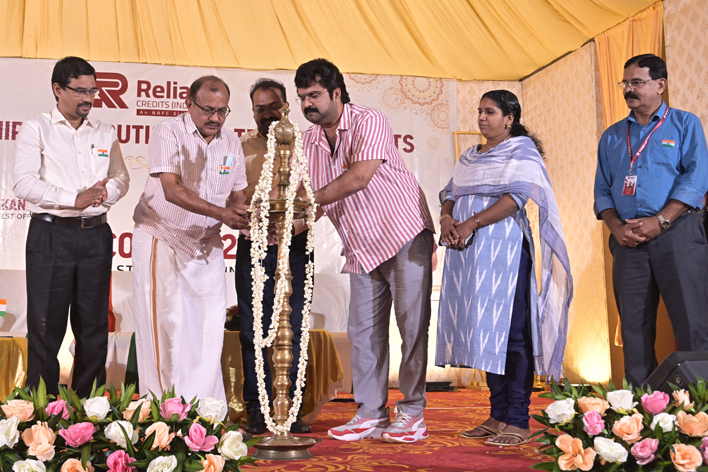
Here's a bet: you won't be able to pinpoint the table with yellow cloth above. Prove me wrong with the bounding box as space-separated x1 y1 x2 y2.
222 330 344 424
0 337 27 401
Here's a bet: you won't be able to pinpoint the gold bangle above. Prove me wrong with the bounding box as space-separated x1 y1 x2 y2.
439 214 453 222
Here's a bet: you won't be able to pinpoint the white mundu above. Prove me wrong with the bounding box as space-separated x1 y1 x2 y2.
132 227 227 401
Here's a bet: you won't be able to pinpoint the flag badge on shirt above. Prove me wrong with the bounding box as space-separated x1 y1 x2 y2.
220 154 234 175
662 140 676 148
0 299 6 317
97 149 109 157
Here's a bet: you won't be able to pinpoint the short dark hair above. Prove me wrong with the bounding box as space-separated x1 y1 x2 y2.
624 54 667 80
189 76 231 100
51 56 96 102
249 78 287 103
481 89 544 157
294 58 350 104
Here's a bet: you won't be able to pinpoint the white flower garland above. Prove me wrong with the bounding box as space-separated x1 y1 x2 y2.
249 121 317 434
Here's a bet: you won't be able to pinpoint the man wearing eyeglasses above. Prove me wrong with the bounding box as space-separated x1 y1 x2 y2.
235 78 312 434
132 75 249 401
295 59 435 444
594 53 708 386
13 56 130 397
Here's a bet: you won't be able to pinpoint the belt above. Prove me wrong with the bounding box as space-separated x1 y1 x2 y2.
31 213 107 228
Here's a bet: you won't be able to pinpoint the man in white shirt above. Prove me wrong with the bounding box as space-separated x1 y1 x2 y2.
13 56 130 397
132 76 249 401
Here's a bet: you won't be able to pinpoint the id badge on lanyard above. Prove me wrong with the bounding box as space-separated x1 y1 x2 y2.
623 106 669 196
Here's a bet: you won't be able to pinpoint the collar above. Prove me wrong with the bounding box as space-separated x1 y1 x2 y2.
50 106 95 128
308 103 351 144
628 100 667 125
183 112 222 141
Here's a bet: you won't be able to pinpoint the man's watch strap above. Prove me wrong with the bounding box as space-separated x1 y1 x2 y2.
657 213 671 230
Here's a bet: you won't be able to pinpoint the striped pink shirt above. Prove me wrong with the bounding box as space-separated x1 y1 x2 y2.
304 103 434 274
133 113 247 262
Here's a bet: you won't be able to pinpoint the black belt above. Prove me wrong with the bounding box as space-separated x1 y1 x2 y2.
31 213 107 228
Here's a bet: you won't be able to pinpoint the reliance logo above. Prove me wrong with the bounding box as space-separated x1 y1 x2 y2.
94 72 129 109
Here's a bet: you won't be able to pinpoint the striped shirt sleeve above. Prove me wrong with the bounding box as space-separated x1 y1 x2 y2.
148 121 181 176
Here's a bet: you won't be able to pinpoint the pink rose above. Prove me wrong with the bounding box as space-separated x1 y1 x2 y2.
160 398 191 422
58 422 95 447
583 410 605 436
184 423 218 452
700 437 708 464
46 400 73 420
631 437 659 465
107 450 136 472
641 391 670 415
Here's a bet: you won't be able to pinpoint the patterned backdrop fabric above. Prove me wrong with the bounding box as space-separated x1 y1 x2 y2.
521 42 612 384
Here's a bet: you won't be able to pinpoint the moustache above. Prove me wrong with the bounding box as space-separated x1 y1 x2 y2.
624 92 639 100
205 121 221 127
304 107 319 115
78 102 92 108
260 117 277 126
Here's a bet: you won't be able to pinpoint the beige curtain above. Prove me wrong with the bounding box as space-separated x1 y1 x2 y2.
595 2 664 348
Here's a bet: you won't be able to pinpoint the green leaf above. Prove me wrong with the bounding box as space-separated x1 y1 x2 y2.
117 422 137 457
530 462 556 471
90 379 98 398
81 444 91 469
130 403 143 429
140 431 156 453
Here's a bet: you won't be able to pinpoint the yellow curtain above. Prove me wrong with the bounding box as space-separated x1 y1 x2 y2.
595 2 664 129
0 0 655 80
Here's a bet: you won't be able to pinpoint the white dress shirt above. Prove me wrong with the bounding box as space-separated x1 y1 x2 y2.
13 107 130 217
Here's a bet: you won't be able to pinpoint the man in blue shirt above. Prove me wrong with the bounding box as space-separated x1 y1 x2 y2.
594 53 708 387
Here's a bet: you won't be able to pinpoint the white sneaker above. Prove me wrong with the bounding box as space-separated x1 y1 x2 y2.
381 406 428 443
328 413 392 441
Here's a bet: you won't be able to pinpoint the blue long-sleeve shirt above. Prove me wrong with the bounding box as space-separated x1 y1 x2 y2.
594 101 708 220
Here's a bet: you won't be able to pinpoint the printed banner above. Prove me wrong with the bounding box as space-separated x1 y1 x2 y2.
0 58 455 334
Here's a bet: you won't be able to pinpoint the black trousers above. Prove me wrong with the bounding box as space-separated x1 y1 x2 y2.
25 217 113 397
610 210 708 386
235 231 313 411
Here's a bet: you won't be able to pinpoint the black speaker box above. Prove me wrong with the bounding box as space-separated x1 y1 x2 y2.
645 351 708 394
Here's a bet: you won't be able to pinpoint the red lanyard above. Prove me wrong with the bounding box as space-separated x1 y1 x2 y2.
626 106 669 174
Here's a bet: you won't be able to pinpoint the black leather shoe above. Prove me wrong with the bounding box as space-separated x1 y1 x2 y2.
290 415 312 434
245 408 267 435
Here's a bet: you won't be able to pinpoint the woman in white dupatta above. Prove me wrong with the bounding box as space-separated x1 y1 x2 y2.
436 90 572 446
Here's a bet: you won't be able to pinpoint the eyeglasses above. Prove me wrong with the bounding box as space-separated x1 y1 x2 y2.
191 98 231 118
252 105 282 114
295 91 328 104
617 78 656 90
65 85 99 97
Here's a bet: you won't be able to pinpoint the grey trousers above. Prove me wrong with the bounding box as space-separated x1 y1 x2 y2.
348 229 434 418
610 210 708 387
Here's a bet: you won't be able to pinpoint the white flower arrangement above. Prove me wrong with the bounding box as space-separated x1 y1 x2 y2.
248 120 317 434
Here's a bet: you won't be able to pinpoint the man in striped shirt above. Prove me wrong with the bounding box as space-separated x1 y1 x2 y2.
132 76 249 402
295 59 435 444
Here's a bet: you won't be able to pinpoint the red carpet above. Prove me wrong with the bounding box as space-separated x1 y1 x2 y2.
243 389 554 471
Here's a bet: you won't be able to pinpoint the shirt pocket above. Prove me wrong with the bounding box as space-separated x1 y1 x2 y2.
650 137 680 172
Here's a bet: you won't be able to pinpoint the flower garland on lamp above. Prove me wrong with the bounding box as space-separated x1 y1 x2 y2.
248 119 317 435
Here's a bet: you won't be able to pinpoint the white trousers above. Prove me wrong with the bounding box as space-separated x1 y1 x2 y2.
132 227 227 401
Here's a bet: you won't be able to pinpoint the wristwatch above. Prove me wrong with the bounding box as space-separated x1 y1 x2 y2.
657 214 671 230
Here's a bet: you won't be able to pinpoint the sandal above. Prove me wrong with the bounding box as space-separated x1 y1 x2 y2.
460 424 501 439
484 431 532 447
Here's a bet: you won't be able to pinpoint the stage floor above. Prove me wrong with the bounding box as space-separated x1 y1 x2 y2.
243 388 554 472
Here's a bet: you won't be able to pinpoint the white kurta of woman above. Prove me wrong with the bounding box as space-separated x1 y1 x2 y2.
435 136 573 380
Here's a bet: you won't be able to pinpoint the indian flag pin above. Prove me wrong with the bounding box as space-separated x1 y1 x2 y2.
662 139 676 148
0 299 6 317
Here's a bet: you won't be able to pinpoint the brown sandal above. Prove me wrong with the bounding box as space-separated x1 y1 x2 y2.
484 431 532 447
460 424 501 439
